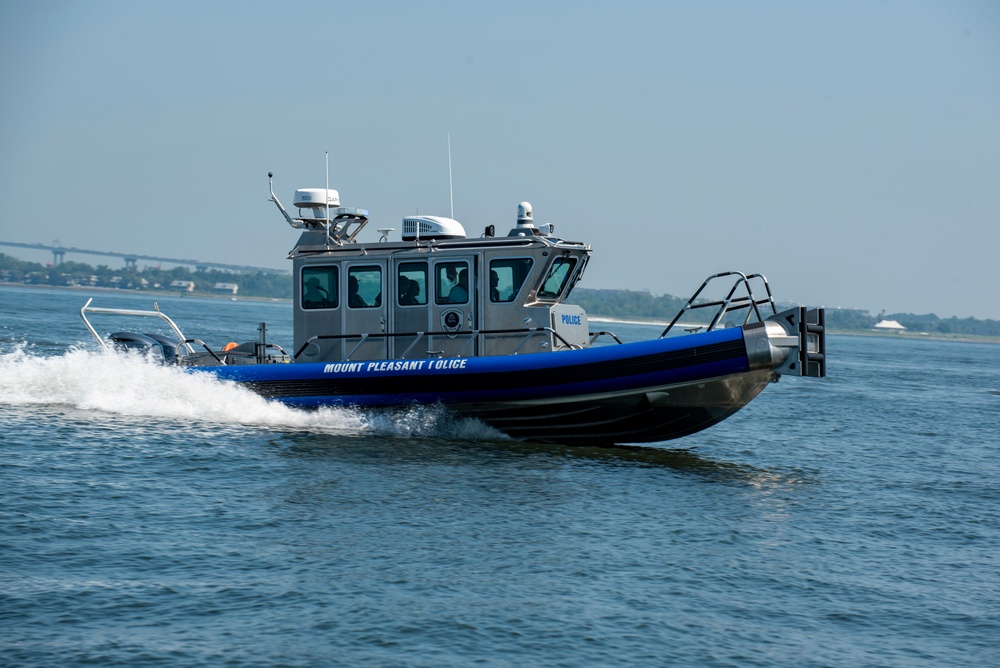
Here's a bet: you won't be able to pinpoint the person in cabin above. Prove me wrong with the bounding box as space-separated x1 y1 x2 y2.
490 270 501 302
349 275 367 307
303 277 328 308
398 276 411 304
448 269 468 303
400 276 421 305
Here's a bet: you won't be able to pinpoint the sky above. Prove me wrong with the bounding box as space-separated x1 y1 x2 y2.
2 0 998 319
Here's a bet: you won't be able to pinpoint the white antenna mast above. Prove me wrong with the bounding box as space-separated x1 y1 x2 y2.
448 133 454 219
325 151 331 245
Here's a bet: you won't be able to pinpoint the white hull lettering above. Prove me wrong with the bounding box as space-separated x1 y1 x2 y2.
324 359 469 374
323 362 365 373
364 360 431 372
431 359 467 370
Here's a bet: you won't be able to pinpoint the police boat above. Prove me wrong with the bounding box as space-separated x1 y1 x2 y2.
81 175 826 445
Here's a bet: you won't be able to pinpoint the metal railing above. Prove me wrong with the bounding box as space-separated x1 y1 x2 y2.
81 299 290 365
660 272 777 337
178 340 290 366
80 298 196 355
292 326 581 362
588 331 623 346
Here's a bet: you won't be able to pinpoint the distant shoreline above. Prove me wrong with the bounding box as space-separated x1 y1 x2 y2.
0 281 290 304
824 328 1000 345
5 282 998 345
589 315 1000 345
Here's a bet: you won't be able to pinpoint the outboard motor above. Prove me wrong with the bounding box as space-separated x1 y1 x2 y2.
109 332 181 364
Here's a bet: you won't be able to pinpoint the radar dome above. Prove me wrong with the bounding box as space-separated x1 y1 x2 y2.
517 201 533 223
293 188 340 218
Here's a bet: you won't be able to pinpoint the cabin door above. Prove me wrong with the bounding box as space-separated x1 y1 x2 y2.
390 260 432 359
343 261 388 361
428 256 478 358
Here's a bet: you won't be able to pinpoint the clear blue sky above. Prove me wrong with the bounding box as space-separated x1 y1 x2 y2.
2 1 998 318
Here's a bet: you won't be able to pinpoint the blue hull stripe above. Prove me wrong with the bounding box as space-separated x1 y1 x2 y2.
207 328 750 407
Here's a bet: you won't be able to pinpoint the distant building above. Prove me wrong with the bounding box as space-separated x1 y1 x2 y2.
213 282 239 295
874 319 906 331
170 280 195 292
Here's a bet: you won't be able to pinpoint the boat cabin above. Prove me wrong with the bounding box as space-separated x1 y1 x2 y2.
270 182 593 363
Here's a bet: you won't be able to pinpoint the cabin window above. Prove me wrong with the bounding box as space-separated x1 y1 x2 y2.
397 262 427 306
348 266 382 308
436 261 469 304
538 257 577 299
489 258 533 303
301 266 338 309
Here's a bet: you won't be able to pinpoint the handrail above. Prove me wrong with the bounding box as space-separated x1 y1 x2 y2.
509 330 550 355
180 339 225 364
292 326 580 361
80 298 195 354
177 339 290 365
660 272 777 337
589 331 623 346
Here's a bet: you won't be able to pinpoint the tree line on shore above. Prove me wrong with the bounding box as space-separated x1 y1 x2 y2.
571 288 1000 337
3 253 998 337
0 253 291 300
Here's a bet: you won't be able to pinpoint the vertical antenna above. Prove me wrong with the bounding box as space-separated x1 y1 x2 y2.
325 151 331 245
448 133 454 219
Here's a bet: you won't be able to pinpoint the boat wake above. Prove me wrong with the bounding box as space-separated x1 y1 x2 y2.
0 345 504 441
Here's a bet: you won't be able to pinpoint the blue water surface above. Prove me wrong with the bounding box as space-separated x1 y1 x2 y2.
2 286 998 666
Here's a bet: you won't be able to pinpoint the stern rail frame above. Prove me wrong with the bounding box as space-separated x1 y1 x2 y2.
80 298 196 355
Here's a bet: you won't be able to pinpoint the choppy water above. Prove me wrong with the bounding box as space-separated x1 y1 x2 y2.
2 285 998 667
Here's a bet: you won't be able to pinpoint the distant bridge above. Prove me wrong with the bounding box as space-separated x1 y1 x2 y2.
0 241 288 275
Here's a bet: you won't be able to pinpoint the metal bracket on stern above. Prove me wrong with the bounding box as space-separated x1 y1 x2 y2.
771 306 827 378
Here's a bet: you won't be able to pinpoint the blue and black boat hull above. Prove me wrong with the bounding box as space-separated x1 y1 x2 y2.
206 327 773 445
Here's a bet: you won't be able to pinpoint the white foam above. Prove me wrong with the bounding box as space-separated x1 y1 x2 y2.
0 346 505 441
